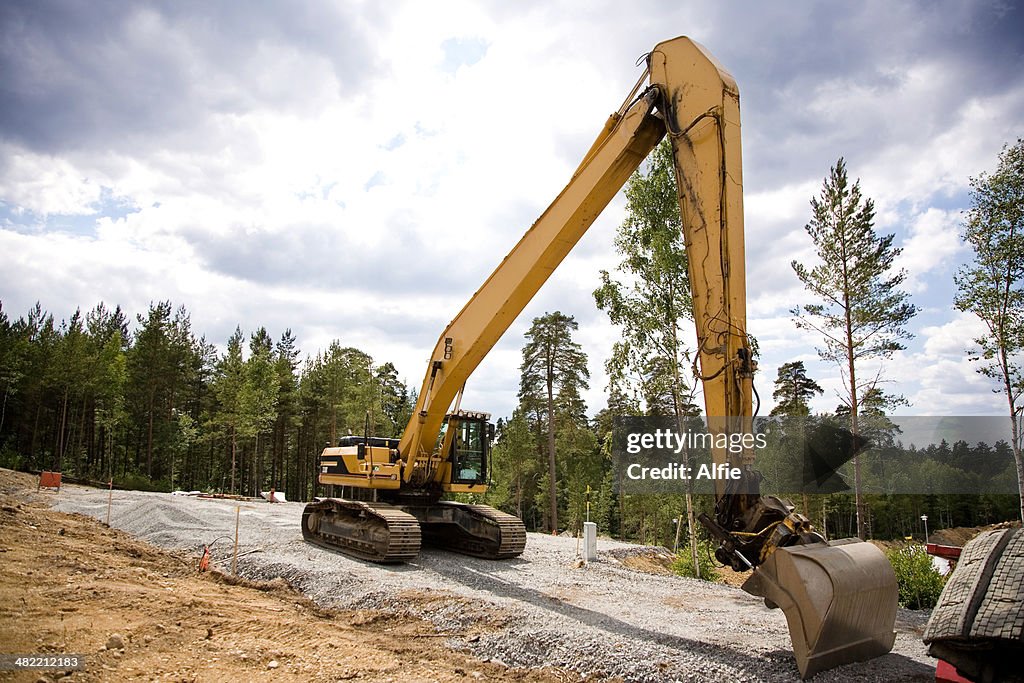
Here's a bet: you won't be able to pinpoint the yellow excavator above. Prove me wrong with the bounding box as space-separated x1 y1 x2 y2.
302 35 899 679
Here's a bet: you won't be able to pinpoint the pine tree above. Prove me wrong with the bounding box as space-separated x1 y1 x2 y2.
519 311 589 533
770 361 823 417
213 327 246 493
791 158 917 538
272 330 300 494
242 328 278 495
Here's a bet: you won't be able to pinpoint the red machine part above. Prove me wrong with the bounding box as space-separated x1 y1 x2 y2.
926 543 973 683
926 543 963 561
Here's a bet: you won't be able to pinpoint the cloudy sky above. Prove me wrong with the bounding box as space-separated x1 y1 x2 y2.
1 1 1022 421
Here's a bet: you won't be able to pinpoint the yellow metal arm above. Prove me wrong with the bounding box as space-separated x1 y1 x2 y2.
398 89 665 471
398 37 753 492
648 37 755 496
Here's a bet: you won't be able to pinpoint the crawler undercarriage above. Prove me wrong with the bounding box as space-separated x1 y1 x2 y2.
301 497 527 564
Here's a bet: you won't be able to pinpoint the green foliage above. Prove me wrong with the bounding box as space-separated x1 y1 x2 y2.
560 422 601 534
593 139 695 414
770 361 823 417
0 297 414 503
955 138 1024 381
954 138 1024 522
0 447 22 470
886 544 946 609
671 539 719 582
487 408 541 522
115 471 171 493
791 158 918 371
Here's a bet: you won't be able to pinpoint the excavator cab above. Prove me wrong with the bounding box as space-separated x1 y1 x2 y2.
439 410 494 491
448 417 488 485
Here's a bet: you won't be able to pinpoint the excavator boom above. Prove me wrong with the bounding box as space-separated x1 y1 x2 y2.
397 91 665 470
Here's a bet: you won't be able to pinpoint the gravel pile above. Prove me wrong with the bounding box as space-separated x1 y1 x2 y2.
54 486 936 682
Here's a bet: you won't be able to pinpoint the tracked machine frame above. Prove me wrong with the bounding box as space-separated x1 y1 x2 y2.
304 410 526 562
303 35 898 678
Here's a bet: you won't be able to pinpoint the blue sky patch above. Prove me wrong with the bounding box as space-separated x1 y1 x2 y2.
440 37 488 74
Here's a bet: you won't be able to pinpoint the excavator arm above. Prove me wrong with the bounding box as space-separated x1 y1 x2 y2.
387 36 897 678
397 85 666 476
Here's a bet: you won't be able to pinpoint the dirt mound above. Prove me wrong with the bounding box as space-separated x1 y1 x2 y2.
0 467 40 495
603 546 677 575
0 470 562 683
930 521 1021 547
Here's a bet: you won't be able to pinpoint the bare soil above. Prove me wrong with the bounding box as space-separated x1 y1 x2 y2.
928 521 1021 547
0 469 565 683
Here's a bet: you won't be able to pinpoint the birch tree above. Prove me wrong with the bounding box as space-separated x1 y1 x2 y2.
954 139 1024 522
594 139 703 574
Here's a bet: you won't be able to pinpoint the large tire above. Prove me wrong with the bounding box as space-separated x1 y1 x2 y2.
924 527 1024 683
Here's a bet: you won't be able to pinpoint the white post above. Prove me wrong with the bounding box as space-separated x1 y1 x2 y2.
583 522 597 562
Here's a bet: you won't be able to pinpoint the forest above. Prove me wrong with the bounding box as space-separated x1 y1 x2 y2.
0 299 413 504
0 294 1019 545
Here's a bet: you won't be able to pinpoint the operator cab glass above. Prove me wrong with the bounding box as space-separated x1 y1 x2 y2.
450 417 487 485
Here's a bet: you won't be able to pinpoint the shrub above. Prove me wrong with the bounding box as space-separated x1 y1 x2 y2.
114 472 170 493
886 544 946 609
0 447 22 470
671 540 720 582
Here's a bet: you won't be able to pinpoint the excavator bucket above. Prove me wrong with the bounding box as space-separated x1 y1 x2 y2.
742 538 898 679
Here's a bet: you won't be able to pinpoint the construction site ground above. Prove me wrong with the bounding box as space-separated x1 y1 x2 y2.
1 469 938 682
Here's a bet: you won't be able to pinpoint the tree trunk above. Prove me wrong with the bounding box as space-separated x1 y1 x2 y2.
546 355 558 533
146 392 155 478
30 403 41 466
230 426 237 494
0 388 10 438
845 297 865 540
58 388 69 470
1003 347 1024 523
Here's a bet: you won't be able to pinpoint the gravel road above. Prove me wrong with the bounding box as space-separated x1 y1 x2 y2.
54 486 935 682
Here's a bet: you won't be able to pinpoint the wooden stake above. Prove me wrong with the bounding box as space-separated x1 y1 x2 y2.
105 479 113 527
232 505 240 575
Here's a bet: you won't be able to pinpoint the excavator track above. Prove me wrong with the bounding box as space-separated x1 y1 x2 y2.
301 498 421 564
415 501 527 559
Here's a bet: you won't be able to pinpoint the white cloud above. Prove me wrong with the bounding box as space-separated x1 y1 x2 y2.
0 146 107 216
2 1 1021 423
897 208 964 292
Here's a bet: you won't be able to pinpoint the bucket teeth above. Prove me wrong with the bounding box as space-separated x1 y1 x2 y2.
742 538 898 679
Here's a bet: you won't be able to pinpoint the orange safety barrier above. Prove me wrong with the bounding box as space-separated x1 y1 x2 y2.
38 471 62 491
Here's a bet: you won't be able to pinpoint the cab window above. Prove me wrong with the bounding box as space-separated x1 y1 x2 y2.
451 419 486 484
